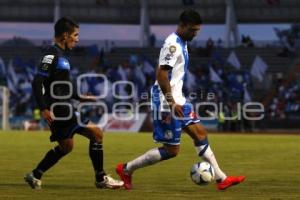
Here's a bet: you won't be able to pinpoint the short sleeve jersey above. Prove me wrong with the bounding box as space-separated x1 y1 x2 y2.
34 44 73 114
154 33 189 111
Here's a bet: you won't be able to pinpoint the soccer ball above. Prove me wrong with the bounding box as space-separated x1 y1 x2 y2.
190 161 215 185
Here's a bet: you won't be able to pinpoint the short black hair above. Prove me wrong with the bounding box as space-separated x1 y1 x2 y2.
54 17 79 37
179 9 202 25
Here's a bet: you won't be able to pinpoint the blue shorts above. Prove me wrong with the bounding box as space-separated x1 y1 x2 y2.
151 102 200 145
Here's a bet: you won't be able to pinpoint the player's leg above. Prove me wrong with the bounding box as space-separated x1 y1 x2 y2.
25 138 73 189
126 143 179 173
184 123 227 181
77 122 104 181
116 144 178 190
184 123 245 190
77 121 123 189
116 111 181 190
33 139 74 179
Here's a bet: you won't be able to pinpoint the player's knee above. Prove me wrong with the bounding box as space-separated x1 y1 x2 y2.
196 125 207 141
199 125 207 135
164 146 180 159
167 149 179 158
91 128 103 143
59 143 73 154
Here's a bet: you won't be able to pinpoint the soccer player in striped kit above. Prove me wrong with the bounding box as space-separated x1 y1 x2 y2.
116 9 245 190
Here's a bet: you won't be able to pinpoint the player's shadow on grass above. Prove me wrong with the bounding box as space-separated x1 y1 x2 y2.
44 184 95 190
0 183 26 188
0 183 92 190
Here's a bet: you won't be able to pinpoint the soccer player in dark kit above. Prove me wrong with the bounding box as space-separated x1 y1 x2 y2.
24 17 123 189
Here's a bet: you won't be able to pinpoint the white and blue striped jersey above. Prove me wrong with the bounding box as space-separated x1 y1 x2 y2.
152 32 189 112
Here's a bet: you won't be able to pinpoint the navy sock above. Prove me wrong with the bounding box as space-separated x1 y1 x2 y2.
194 138 209 156
33 146 66 179
89 141 105 182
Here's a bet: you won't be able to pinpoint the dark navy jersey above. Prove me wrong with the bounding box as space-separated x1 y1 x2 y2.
32 44 74 117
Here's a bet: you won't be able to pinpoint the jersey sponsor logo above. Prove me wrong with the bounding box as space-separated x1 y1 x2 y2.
165 53 172 61
41 55 55 64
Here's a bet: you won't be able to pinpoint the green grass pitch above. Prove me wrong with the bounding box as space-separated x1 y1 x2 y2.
0 131 300 200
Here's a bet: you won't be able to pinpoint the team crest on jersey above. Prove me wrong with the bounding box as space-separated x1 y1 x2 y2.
41 64 48 70
164 130 173 140
169 45 176 54
42 55 54 64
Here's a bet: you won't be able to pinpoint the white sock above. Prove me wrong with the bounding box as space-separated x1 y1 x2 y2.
126 148 163 174
195 145 227 181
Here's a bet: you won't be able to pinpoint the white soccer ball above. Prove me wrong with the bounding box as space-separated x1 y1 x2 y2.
190 161 215 185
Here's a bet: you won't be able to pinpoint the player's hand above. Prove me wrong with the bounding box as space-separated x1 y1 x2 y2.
42 109 54 126
170 103 184 118
80 94 97 102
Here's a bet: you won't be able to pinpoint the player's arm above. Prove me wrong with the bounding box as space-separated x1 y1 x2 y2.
74 94 97 102
79 94 97 101
156 65 184 117
157 42 184 117
32 54 55 125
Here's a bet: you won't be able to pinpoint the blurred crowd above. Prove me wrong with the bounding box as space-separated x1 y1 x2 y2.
0 44 255 132
275 24 300 57
268 76 300 120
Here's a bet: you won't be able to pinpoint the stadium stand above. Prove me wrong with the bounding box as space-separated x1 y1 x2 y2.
0 37 299 130
0 0 300 131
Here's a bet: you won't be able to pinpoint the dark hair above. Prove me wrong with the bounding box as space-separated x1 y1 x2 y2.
54 17 79 37
179 9 202 25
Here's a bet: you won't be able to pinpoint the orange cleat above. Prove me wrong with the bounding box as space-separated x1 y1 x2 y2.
217 176 246 190
116 163 132 190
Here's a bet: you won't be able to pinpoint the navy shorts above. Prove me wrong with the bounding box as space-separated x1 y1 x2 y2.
49 114 89 142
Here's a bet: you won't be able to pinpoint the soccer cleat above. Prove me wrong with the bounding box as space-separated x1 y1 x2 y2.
116 163 132 190
24 172 42 189
95 175 124 189
217 176 246 190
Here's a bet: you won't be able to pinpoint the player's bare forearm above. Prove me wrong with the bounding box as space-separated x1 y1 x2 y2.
79 95 97 102
157 65 184 117
156 65 175 106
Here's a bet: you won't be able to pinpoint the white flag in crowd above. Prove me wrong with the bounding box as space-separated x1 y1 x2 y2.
19 80 32 103
7 59 19 85
0 57 6 76
227 51 241 69
117 65 129 97
209 67 223 83
185 70 197 91
6 75 17 94
243 84 252 103
6 59 19 94
117 65 128 81
142 60 155 76
134 65 146 87
250 55 268 82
